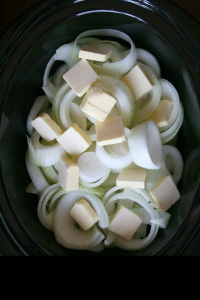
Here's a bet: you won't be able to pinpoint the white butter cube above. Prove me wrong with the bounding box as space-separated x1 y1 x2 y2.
116 169 147 189
122 64 155 100
79 45 112 62
149 175 180 212
147 100 172 127
70 199 99 231
58 157 79 191
108 204 142 240
95 115 125 146
80 85 116 122
56 123 91 157
63 59 98 96
31 113 63 142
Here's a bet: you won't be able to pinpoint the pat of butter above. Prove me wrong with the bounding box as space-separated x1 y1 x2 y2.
95 115 125 146
80 85 117 122
58 157 79 191
79 45 112 62
70 199 99 231
31 113 63 142
147 100 172 127
108 204 142 240
56 123 91 157
149 175 180 212
63 59 98 96
122 64 155 100
116 169 147 189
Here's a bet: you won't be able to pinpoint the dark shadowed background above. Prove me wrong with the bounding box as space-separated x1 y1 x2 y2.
0 0 200 36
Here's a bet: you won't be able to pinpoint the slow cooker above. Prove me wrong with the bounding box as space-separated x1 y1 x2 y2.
0 0 200 256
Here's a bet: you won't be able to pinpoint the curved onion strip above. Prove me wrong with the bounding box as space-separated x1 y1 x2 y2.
52 83 71 129
40 165 58 184
105 191 159 250
70 102 87 130
102 186 124 205
37 183 61 231
161 102 184 144
96 75 136 128
27 131 67 167
77 152 108 183
134 63 161 123
71 29 137 78
128 121 162 169
42 43 74 102
136 48 161 78
26 182 38 195
25 152 50 194
159 79 180 132
27 95 49 136
162 145 183 184
96 142 132 170
79 168 111 188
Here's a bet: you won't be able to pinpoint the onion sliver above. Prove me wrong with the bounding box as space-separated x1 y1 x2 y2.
105 191 159 250
25 152 50 194
70 102 87 130
128 121 162 169
96 75 136 128
71 29 137 78
77 152 108 182
162 145 183 184
160 102 184 144
96 143 132 170
159 79 180 133
136 48 161 78
79 168 111 188
27 131 67 167
53 191 109 250
27 95 49 136
134 63 161 123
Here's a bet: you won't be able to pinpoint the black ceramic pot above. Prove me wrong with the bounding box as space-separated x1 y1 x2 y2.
0 0 200 256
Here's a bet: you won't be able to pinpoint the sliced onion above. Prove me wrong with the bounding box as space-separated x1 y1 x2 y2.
159 79 180 133
134 63 161 123
162 145 183 184
27 132 67 167
26 152 50 194
77 152 108 182
40 165 58 184
71 29 137 78
79 168 111 188
27 95 49 136
136 48 161 78
26 182 38 195
128 121 162 169
95 75 136 128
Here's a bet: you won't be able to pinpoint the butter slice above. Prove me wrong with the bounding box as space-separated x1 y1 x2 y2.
70 199 99 231
31 113 63 142
108 204 142 240
149 175 180 212
63 59 98 96
58 157 79 191
80 85 117 122
95 115 125 146
147 100 172 127
122 64 155 100
116 169 147 189
56 123 91 157
79 45 112 62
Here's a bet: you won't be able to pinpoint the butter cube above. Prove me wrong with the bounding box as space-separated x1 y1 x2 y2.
149 175 180 212
122 64 155 100
79 45 112 62
63 59 98 96
108 204 142 240
56 123 91 157
116 169 147 189
147 100 172 127
58 157 79 191
80 85 117 122
31 113 63 142
70 199 99 231
95 115 125 146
